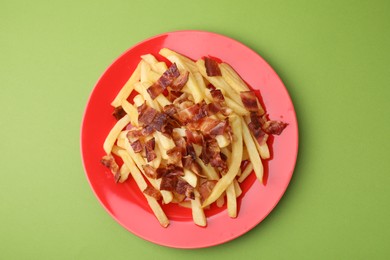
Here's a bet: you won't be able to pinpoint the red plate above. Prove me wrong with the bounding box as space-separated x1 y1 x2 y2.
81 30 298 248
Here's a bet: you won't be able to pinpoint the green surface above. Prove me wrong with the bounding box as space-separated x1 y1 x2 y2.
1 0 389 259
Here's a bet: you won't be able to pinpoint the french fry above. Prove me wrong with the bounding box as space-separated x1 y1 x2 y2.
238 162 253 183
191 190 206 227
140 60 152 83
226 182 237 218
196 158 219 180
241 117 264 183
215 134 230 148
183 169 198 188
118 163 130 183
133 94 144 107
103 114 130 154
233 179 242 197
219 63 249 92
121 100 138 126
216 193 225 207
134 82 160 111
159 48 198 72
202 115 243 207
118 149 169 227
111 62 141 107
111 145 124 157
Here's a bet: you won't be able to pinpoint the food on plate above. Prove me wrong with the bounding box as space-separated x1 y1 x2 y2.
100 48 287 227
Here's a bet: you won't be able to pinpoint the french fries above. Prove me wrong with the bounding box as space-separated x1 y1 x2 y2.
100 48 286 227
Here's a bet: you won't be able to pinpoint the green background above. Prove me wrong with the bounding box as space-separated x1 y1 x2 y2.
1 0 389 259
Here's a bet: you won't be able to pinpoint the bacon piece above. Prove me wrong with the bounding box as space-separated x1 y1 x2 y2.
138 104 158 126
198 179 217 202
142 165 160 179
130 139 143 153
200 137 227 170
210 89 225 103
240 91 259 112
112 106 126 120
126 128 143 140
149 112 169 132
147 63 180 99
160 176 177 191
262 120 288 135
143 186 162 200
204 102 221 116
168 91 183 102
171 71 189 91
165 165 184 176
166 146 183 165
185 130 203 145
175 178 195 199
147 82 164 100
250 111 266 129
177 103 206 123
173 92 191 106
190 161 202 176
204 57 221 76
249 122 268 145
101 154 120 183
209 119 229 136
145 138 157 162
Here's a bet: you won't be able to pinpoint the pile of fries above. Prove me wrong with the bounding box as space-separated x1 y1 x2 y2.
101 48 280 227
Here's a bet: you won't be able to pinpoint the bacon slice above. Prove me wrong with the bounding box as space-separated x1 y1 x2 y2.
145 138 157 162
185 129 203 145
138 104 158 126
240 91 259 112
166 146 183 165
171 71 189 91
112 106 126 120
249 122 268 145
176 103 206 123
147 63 180 99
198 179 217 202
130 139 143 153
142 165 159 179
200 137 227 170
143 186 162 200
175 178 195 199
204 57 221 76
101 154 120 183
262 120 288 135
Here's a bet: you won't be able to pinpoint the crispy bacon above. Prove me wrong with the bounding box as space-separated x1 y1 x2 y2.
240 91 259 112
171 71 189 91
126 127 143 140
166 146 183 165
198 179 217 202
185 129 203 145
249 122 268 145
177 103 206 123
101 154 120 183
112 106 126 120
200 137 227 169
147 63 180 99
143 165 159 179
160 176 177 191
176 178 195 199
168 91 183 102
147 82 164 100
149 112 169 132
204 57 221 76
143 186 162 200
145 138 157 162
210 89 225 102
262 120 288 135
138 104 158 126
250 111 266 129
209 119 229 136
130 139 143 153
